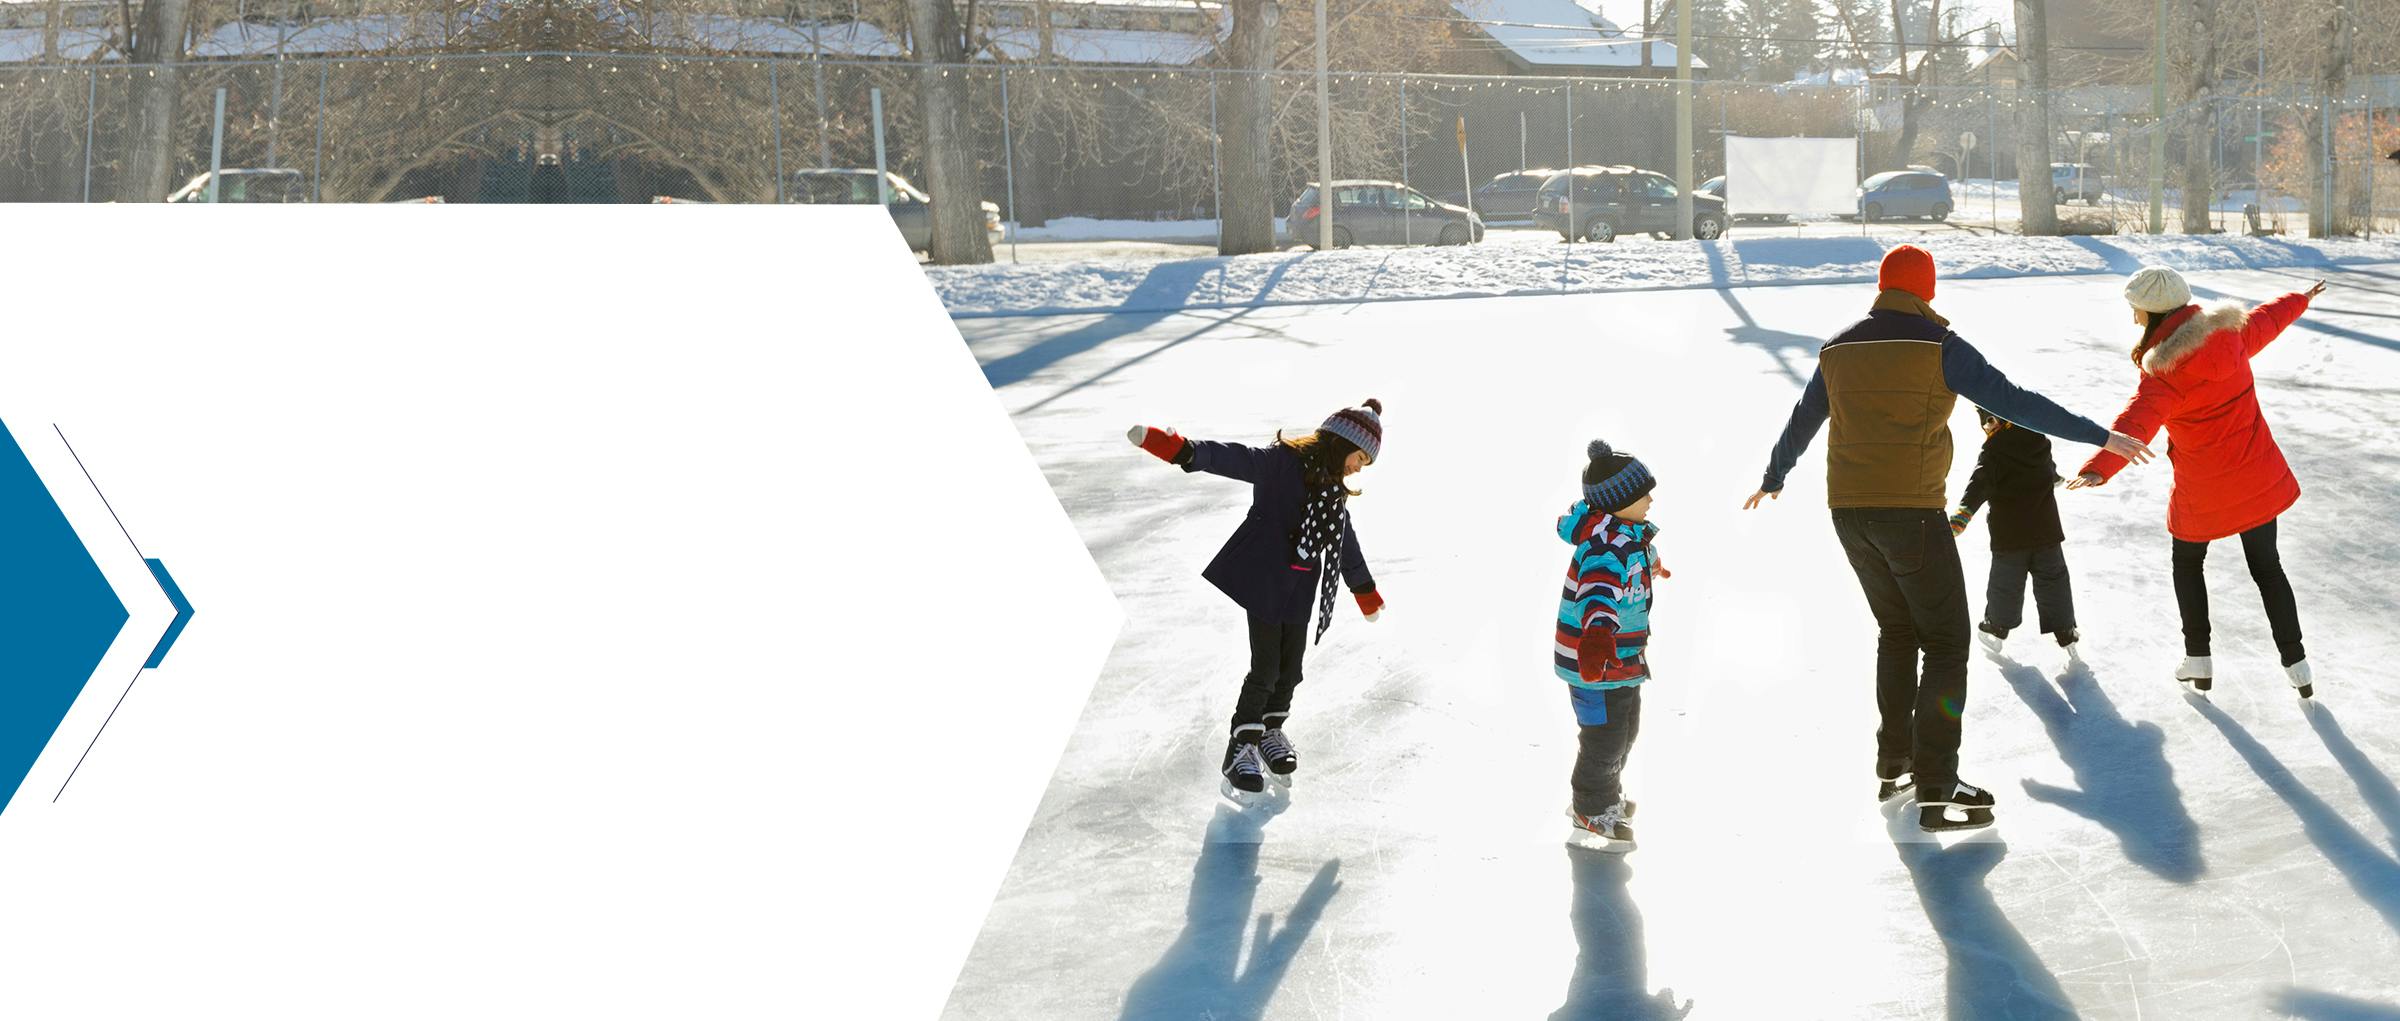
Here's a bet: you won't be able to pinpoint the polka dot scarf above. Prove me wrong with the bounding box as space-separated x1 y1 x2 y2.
1295 480 1347 645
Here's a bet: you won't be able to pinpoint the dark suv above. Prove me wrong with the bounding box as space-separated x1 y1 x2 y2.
1534 166 1729 242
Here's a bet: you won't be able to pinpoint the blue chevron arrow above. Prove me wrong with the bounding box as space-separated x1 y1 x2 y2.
143 559 194 669
0 419 130 816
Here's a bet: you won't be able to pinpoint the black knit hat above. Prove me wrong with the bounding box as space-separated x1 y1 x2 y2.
1582 439 1656 513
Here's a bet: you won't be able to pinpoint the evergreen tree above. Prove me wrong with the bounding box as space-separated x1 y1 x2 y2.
1767 0 1827 81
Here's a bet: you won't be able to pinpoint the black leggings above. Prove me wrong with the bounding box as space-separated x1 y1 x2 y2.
2171 519 2306 666
1230 609 1310 733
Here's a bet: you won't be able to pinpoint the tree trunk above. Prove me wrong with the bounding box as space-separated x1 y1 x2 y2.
907 0 993 264
2012 0 2057 235
41 0 63 59
2177 0 2216 233
2313 0 2353 237
1217 0 1280 256
118 0 192 203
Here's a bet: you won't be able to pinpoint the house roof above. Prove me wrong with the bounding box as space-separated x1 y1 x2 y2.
1454 0 1702 72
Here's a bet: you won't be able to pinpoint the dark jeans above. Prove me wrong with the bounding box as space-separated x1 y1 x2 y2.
1984 543 2077 635
1230 608 1311 732
1832 508 1970 791
2172 519 2306 666
1571 686 1643 816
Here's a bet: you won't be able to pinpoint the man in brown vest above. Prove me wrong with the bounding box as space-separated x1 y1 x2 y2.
1742 246 2154 832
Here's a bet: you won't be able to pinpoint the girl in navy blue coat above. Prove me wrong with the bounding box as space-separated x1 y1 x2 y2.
1128 400 1386 800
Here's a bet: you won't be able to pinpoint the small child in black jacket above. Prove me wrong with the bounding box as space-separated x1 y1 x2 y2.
1952 407 2082 663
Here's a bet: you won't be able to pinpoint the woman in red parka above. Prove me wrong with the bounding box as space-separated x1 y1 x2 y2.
2070 266 2327 699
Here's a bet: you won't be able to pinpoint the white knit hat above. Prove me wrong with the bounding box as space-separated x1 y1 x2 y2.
2124 266 2193 314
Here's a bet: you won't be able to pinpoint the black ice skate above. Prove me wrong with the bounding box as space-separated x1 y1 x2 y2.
2177 655 2213 695
1876 756 1915 803
1976 622 2007 658
1917 780 1997 833
1221 733 1267 800
1259 725 1299 787
1568 800 1637 853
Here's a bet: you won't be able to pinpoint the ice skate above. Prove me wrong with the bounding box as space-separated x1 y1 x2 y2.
2287 659 2314 700
2055 628 2083 667
1220 734 1268 802
1917 780 1997 833
1876 756 1915 803
2177 655 2213 695
1567 801 1636 853
1259 726 1299 788
1976 622 2007 658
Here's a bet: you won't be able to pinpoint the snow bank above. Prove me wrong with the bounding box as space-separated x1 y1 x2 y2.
931 233 2400 316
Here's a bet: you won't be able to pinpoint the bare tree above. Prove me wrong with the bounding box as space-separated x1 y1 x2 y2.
2012 0 2057 234
117 0 193 202
1884 0 1940 173
1217 0 1280 254
906 0 994 262
2312 0 2353 235
2177 0 2218 232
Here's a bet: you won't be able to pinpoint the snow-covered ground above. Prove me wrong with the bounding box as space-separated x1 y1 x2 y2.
942 265 2400 1018
933 233 2400 315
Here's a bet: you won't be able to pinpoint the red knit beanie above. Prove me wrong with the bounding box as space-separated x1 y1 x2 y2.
1879 244 1937 301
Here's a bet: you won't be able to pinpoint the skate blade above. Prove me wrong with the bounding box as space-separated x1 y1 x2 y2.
1219 780 1289 812
1567 828 1635 853
1918 806 1995 833
1267 770 1293 789
2179 676 2212 695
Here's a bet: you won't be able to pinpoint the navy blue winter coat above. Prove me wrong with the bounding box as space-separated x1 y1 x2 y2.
1182 439 1375 620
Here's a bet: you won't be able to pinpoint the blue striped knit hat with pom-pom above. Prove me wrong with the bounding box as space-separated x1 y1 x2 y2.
1582 439 1656 513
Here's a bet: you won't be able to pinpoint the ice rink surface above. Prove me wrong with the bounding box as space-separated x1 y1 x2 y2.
942 264 2400 1019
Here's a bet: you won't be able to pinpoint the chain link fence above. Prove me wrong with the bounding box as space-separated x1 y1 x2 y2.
3 54 2394 253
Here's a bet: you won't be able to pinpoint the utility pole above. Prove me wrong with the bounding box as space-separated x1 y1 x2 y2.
1315 0 1334 250
1674 0 1694 240
2149 0 2166 233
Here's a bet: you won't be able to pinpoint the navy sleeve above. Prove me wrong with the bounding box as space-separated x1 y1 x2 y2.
1941 336 2110 447
1338 510 1375 593
1181 439 1268 483
1760 368 1829 493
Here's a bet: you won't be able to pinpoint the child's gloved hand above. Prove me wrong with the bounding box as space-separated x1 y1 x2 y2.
1127 425 1188 463
1577 627 1620 683
1948 507 1975 537
1354 588 1384 622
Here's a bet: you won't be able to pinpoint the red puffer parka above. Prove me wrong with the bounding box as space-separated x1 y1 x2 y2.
2079 291 2311 542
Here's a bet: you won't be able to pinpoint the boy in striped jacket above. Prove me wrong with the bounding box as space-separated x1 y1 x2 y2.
1555 439 1664 852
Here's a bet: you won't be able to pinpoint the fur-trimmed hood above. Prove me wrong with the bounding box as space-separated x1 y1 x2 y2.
2141 300 2250 377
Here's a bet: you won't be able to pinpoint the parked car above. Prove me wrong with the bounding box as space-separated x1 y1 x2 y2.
1284 180 1485 249
1436 170 1556 222
1533 166 1728 242
1856 169 1953 222
165 168 308 203
1695 175 1791 223
786 168 1004 251
2051 163 2104 203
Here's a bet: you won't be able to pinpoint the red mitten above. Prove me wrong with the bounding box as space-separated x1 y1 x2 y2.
1127 425 1187 463
1577 626 1621 684
1354 588 1384 622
